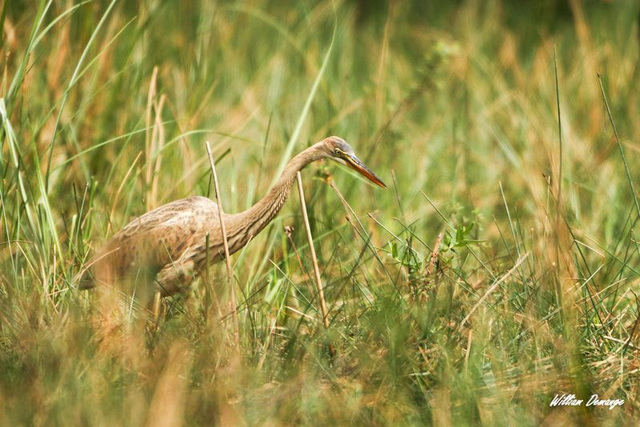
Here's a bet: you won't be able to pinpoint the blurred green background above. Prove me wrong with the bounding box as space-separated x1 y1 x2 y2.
1 0 639 425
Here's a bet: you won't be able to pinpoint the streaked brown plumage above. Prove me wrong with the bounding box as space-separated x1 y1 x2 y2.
80 136 385 297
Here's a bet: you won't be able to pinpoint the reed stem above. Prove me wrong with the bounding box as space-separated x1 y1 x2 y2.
205 140 239 348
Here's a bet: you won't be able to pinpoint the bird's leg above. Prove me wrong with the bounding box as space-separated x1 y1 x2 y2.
144 290 164 347
152 291 162 321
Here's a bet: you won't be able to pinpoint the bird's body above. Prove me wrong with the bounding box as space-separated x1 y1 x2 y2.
80 136 385 297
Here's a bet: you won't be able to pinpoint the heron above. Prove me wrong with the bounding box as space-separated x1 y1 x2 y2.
79 136 385 299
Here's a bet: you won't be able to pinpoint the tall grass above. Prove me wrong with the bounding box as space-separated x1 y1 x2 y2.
1 0 639 424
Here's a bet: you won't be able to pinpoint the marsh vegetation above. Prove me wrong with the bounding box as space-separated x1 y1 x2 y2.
1 1 639 424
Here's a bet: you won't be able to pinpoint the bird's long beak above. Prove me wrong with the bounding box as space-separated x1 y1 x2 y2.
342 153 387 188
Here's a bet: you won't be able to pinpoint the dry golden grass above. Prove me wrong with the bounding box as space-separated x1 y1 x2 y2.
1 0 639 425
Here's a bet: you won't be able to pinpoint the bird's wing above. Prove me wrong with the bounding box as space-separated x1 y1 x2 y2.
85 196 221 286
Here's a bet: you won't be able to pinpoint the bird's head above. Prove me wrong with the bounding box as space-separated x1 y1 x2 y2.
320 136 386 188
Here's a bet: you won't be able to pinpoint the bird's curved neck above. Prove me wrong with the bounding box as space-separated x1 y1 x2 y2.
225 143 324 250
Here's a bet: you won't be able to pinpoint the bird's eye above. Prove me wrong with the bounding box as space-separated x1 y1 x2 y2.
334 148 341 155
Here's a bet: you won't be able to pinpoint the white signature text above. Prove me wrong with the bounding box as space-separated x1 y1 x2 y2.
549 394 624 411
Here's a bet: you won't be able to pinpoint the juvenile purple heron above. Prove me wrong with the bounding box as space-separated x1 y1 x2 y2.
80 136 385 297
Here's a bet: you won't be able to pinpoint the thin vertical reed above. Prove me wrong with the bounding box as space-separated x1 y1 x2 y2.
296 172 330 330
205 140 239 347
